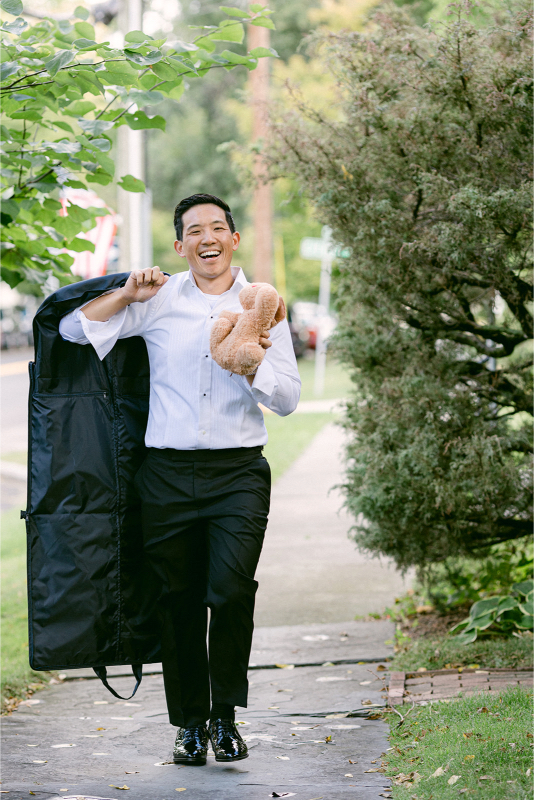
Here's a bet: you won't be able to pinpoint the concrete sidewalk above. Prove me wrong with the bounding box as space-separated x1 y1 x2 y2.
2 420 408 799
2 621 394 800
255 423 410 625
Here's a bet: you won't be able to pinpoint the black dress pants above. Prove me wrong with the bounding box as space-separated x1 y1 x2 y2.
135 446 270 728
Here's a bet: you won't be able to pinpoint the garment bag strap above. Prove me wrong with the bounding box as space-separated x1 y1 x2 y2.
93 663 143 700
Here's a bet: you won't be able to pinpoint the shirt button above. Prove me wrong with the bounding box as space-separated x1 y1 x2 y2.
201 430 206 435
203 393 206 396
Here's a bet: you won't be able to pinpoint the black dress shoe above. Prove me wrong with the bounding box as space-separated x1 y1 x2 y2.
173 725 209 765
208 718 249 762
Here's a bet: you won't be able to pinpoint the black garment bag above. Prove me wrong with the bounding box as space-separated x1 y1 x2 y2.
23 273 162 698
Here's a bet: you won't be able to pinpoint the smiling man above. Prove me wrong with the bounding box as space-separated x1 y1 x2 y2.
59 193 301 765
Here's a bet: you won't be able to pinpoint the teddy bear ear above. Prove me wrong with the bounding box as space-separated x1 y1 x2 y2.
274 296 286 324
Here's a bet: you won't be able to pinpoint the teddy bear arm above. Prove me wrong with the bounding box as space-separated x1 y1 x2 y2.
210 316 235 349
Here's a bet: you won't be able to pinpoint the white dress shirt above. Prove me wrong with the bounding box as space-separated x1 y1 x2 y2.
59 267 301 450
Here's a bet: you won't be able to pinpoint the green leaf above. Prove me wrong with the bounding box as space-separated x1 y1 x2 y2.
118 174 145 192
53 121 75 134
45 50 76 77
516 614 534 630
249 46 278 58
63 99 96 116
496 596 519 614
43 140 82 154
0 62 19 81
469 597 501 618
74 21 95 40
250 16 275 29
88 137 111 152
2 16 28 34
449 617 470 634
513 580 533 596
209 21 244 43
519 596 534 617
77 118 114 135
66 236 95 253
73 38 99 50
471 612 497 630
454 628 478 645
125 30 150 43
0 0 23 16
124 49 163 67
219 49 256 68
220 6 250 17
74 5 90 19
86 169 113 185
249 3 266 10
150 60 178 81
124 110 166 131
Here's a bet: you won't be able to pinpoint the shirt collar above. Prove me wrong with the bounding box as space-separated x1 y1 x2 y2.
181 266 248 294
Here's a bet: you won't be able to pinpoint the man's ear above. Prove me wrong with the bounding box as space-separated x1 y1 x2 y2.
232 231 241 251
174 240 186 258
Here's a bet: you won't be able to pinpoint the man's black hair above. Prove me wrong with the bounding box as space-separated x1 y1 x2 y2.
173 193 236 240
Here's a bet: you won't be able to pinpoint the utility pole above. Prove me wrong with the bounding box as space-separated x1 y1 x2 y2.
248 17 272 284
117 0 152 273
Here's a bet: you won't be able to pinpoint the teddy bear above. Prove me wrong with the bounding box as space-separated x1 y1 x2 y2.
210 282 286 376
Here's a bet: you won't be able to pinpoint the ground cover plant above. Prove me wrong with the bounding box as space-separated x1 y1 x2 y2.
267 0 533 572
384 687 533 799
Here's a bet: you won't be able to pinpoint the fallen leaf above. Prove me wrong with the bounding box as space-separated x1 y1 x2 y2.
32 761 47 764
459 789 469 794
367 713 383 720
431 766 446 777
276 756 290 760
325 735 332 742
268 707 280 710
92 752 110 755
26 744 38 747
345 773 353 777
94 700 109 704
360 680 372 685
365 768 386 773
477 707 489 713
125 771 139 774
274 664 294 669
464 755 475 761
479 776 494 781
109 786 130 790
361 699 373 705
51 744 76 748
376 665 387 671
526 768 531 777
96 727 106 731
448 775 461 785
417 667 427 672
269 793 296 798
348 760 356 764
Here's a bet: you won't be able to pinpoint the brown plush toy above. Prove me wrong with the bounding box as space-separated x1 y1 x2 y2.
210 283 286 376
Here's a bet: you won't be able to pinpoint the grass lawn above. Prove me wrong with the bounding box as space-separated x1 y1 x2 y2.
390 634 533 673
385 687 533 799
297 354 354 402
1 507 47 709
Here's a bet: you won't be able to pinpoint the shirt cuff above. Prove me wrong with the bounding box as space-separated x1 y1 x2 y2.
80 306 127 361
248 357 277 401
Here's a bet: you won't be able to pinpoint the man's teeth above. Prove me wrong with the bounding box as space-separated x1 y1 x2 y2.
200 251 220 258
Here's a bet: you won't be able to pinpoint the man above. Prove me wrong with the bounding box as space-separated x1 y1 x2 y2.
59 193 301 764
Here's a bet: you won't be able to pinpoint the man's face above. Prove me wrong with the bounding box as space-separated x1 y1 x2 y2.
174 203 240 282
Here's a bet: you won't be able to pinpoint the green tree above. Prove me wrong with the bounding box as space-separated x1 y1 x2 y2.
266 2 533 570
0 0 276 291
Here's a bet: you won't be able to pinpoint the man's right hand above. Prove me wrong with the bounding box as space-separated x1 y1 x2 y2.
122 266 169 303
